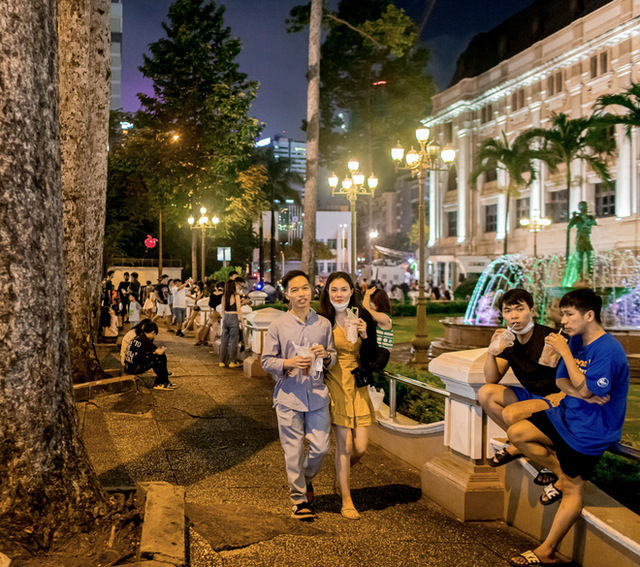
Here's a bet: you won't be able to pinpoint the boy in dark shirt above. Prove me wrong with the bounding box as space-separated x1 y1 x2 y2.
124 321 176 390
152 274 172 331
480 289 563 481
507 288 629 566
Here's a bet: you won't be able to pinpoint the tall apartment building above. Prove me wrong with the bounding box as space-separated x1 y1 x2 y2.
110 0 123 110
422 0 640 286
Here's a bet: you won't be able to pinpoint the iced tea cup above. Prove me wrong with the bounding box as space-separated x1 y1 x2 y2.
487 329 515 356
539 333 566 367
345 319 359 343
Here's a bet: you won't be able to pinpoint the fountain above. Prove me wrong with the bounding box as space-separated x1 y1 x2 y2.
429 213 640 380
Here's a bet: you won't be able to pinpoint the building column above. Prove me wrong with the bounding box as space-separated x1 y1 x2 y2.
457 130 470 243
496 169 508 241
429 170 439 246
616 124 632 218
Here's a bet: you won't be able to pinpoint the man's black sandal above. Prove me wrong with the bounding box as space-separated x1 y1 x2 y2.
533 468 558 486
488 447 522 468
540 483 563 506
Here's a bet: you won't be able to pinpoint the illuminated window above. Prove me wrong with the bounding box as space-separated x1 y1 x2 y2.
595 182 615 218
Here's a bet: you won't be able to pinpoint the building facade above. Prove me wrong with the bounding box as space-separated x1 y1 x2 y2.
423 0 640 271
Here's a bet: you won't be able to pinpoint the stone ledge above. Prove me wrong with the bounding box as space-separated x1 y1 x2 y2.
73 375 137 401
138 482 186 567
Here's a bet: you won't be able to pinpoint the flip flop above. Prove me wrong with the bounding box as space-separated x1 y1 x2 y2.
533 468 558 486
540 483 563 506
488 446 522 468
341 507 360 520
509 550 564 566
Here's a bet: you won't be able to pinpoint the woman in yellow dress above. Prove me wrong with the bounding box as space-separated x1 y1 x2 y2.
319 272 379 520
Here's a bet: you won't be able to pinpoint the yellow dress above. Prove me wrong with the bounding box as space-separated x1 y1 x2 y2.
324 325 375 428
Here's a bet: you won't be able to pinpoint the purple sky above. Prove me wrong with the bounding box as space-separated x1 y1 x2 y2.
120 0 537 140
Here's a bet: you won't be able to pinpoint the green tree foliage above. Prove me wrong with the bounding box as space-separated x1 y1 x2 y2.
137 0 262 210
594 82 640 135
469 131 537 255
288 1 436 174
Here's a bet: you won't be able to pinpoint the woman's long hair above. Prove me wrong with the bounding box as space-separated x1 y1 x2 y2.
223 279 236 308
319 271 374 328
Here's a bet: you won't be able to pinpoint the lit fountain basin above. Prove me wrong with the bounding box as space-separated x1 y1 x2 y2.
428 253 640 379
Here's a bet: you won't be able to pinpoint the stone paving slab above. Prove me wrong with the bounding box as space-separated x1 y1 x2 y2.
89 327 543 567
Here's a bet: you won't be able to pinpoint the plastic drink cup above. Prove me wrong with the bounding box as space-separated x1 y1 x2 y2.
296 345 314 375
487 329 515 356
538 333 566 367
345 319 358 343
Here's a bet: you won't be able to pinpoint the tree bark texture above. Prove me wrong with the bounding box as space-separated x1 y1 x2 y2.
59 0 110 383
0 0 106 546
301 0 322 283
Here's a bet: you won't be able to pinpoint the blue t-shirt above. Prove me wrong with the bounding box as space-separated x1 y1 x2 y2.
547 333 629 455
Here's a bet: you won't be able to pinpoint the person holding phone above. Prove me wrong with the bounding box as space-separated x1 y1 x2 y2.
319 271 379 520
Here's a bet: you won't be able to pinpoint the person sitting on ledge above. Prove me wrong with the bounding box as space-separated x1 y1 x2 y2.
480 288 564 486
124 321 177 391
507 288 629 567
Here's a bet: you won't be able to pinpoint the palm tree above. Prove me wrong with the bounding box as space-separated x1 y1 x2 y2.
255 149 303 282
593 82 640 134
525 112 615 258
469 131 537 255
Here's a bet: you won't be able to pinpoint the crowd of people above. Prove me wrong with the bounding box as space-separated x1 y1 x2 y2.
101 268 629 564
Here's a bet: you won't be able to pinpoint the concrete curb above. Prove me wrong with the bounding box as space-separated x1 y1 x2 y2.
137 482 186 567
73 375 137 401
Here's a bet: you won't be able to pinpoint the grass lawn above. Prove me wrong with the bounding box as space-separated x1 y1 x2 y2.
623 384 640 443
393 313 465 344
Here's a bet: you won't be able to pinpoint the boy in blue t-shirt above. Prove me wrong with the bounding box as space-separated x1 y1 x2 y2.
507 288 629 567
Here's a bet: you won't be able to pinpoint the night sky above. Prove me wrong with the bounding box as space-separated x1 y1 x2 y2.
120 0 537 140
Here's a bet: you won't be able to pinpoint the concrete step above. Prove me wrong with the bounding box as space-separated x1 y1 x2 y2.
73 375 137 401
137 482 186 567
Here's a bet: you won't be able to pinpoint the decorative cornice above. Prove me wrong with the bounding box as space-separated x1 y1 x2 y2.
422 14 640 128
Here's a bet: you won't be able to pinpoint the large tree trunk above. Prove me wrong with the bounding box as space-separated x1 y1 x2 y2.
301 0 322 283
59 0 110 384
0 0 106 547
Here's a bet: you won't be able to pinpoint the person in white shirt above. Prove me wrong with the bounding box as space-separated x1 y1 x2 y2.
171 278 192 337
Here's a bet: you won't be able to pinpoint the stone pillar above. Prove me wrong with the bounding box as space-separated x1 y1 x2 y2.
457 129 469 243
497 169 508 242
423 348 519 521
616 124 632 218
428 169 439 246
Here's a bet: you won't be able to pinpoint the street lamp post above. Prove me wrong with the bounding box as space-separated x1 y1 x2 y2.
188 207 219 282
328 160 378 281
391 128 456 367
519 209 551 257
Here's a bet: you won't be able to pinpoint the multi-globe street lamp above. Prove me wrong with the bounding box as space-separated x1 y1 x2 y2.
391 127 456 366
328 160 378 280
519 209 551 258
188 207 219 282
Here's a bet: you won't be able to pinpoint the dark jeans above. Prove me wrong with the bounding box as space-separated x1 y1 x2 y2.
126 353 169 386
220 314 240 364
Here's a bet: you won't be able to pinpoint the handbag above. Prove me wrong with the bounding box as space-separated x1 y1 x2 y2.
351 366 374 388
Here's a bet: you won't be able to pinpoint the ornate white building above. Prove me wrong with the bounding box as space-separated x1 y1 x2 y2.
423 0 640 287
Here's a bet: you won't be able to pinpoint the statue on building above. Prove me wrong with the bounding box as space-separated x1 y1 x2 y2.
562 201 597 287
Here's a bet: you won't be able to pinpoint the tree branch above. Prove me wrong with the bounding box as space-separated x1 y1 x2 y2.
325 13 385 50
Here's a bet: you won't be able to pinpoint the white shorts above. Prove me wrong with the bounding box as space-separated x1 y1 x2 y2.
156 303 171 317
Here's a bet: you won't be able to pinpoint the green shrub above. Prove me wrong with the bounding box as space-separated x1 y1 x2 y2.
454 274 479 300
591 453 640 515
390 300 469 317
372 362 446 425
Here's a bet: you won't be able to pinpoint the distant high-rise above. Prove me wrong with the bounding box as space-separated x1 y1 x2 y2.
110 0 123 110
256 134 307 179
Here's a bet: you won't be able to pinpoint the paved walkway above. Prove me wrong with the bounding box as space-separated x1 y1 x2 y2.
82 329 541 567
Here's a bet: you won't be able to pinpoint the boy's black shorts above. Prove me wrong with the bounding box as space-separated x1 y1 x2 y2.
527 410 603 481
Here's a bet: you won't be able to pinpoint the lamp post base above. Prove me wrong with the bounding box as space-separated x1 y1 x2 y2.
410 297 431 368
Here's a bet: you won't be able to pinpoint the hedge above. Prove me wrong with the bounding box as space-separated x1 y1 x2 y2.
390 300 469 317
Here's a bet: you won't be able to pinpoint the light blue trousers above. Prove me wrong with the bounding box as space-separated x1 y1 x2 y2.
275 403 331 505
